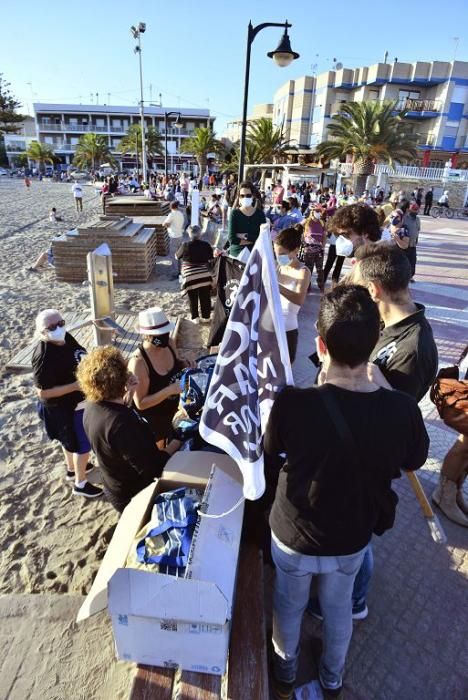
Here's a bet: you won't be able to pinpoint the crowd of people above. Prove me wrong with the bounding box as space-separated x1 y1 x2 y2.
29 168 467 700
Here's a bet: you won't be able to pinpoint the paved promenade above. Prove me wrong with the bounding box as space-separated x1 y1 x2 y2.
287 215 468 699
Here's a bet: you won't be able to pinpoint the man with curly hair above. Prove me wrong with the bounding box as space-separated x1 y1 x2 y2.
323 204 381 286
78 347 182 513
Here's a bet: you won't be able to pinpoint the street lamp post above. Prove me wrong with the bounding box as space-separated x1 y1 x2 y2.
163 111 182 180
130 22 147 183
238 20 299 182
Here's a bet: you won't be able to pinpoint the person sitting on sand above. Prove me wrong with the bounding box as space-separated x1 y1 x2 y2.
78 346 182 513
49 207 63 223
32 309 103 499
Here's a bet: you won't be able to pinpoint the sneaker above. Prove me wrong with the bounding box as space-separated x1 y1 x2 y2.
191 317 200 324
351 600 368 620
66 462 95 481
26 266 38 273
200 317 211 324
73 481 103 499
307 597 368 621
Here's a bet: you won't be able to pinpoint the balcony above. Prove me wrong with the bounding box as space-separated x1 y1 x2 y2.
53 142 77 151
38 121 124 133
396 98 442 116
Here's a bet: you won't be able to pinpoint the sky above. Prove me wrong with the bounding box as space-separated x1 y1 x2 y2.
1 0 467 134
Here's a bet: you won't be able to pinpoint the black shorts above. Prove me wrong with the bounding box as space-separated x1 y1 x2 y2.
39 404 90 454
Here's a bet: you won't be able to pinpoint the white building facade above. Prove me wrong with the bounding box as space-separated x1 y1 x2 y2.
33 103 214 172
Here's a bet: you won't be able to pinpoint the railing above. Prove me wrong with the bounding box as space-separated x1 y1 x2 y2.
373 164 468 181
396 98 442 113
38 122 194 136
53 143 77 151
5 142 26 151
38 122 120 133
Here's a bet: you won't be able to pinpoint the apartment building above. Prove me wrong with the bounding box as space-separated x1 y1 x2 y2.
4 116 37 167
33 103 214 171
273 60 468 167
223 103 274 145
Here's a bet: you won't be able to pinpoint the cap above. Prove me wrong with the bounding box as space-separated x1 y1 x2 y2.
137 307 175 336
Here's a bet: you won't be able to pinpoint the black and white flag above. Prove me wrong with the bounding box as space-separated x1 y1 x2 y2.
199 230 294 500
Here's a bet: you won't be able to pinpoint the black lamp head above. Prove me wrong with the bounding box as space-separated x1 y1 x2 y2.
267 24 299 67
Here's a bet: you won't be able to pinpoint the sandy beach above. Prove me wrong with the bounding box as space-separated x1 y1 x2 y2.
0 178 194 699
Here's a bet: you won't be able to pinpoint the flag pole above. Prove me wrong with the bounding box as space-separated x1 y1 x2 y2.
405 471 447 544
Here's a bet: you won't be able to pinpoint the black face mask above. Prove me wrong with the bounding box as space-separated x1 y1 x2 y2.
151 333 170 348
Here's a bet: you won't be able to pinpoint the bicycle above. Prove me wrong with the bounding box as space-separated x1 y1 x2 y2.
430 206 454 219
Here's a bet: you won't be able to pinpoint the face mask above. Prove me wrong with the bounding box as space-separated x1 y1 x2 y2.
276 253 290 266
335 235 354 257
241 197 253 207
314 212 322 219
46 326 66 342
151 333 170 348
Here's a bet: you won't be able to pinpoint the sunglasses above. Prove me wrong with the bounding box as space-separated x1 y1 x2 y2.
45 319 65 332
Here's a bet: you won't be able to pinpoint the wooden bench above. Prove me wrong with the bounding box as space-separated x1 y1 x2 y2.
129 540 269 700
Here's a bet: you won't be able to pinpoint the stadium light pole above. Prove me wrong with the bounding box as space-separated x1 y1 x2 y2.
238 20 299 182
131 22 147 183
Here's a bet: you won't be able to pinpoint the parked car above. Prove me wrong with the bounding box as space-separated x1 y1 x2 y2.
69 170 89 180
0 168 8 176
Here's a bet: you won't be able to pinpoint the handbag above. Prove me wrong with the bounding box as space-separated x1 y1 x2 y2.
320 385 398 536
430 345 468 434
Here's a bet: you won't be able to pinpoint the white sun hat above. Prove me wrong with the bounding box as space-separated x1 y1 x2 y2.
137 307 175 336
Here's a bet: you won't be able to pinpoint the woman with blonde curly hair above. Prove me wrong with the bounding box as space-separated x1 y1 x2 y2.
78 346 182 513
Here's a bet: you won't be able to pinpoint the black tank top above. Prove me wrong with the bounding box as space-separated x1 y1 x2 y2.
135 344 184 441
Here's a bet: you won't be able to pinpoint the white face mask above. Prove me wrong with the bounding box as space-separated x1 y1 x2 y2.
276 253 290 266
335 235 354 257
46 326 66 342
314 212 322 219
241 196 253 207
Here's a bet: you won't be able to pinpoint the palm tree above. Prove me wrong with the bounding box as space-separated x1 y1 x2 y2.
246 117 293 188
26 140 56 173
118 124 163 171
73 133 115 171
316 101 419 194
220 141 261 180
182 127 225 177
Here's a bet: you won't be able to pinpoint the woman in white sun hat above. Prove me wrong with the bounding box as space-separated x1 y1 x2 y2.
128 307 186 446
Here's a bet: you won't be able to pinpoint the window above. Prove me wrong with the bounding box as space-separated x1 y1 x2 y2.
398 90 420 101
112 119 121 127
95 118 105 127
369 90 379 101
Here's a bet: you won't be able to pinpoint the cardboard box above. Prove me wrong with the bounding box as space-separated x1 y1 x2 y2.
77 452 244 675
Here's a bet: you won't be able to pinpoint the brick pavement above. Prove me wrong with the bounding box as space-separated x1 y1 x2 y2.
283 216 468 699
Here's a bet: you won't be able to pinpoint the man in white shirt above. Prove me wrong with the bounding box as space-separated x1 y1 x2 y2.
71 182 83 212
163 201 185 278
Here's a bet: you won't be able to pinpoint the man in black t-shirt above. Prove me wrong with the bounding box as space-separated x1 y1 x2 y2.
265 286 428 700
321 245 439 618
355 245 438 402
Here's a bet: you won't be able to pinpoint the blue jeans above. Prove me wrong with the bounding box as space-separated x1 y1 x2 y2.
169 237 182 275
353 544 374 605
272 535 366 690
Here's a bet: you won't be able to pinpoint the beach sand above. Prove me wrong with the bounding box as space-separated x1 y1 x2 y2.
0 178 208 699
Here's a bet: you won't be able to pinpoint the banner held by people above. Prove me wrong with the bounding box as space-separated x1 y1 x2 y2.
200 230 294 500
